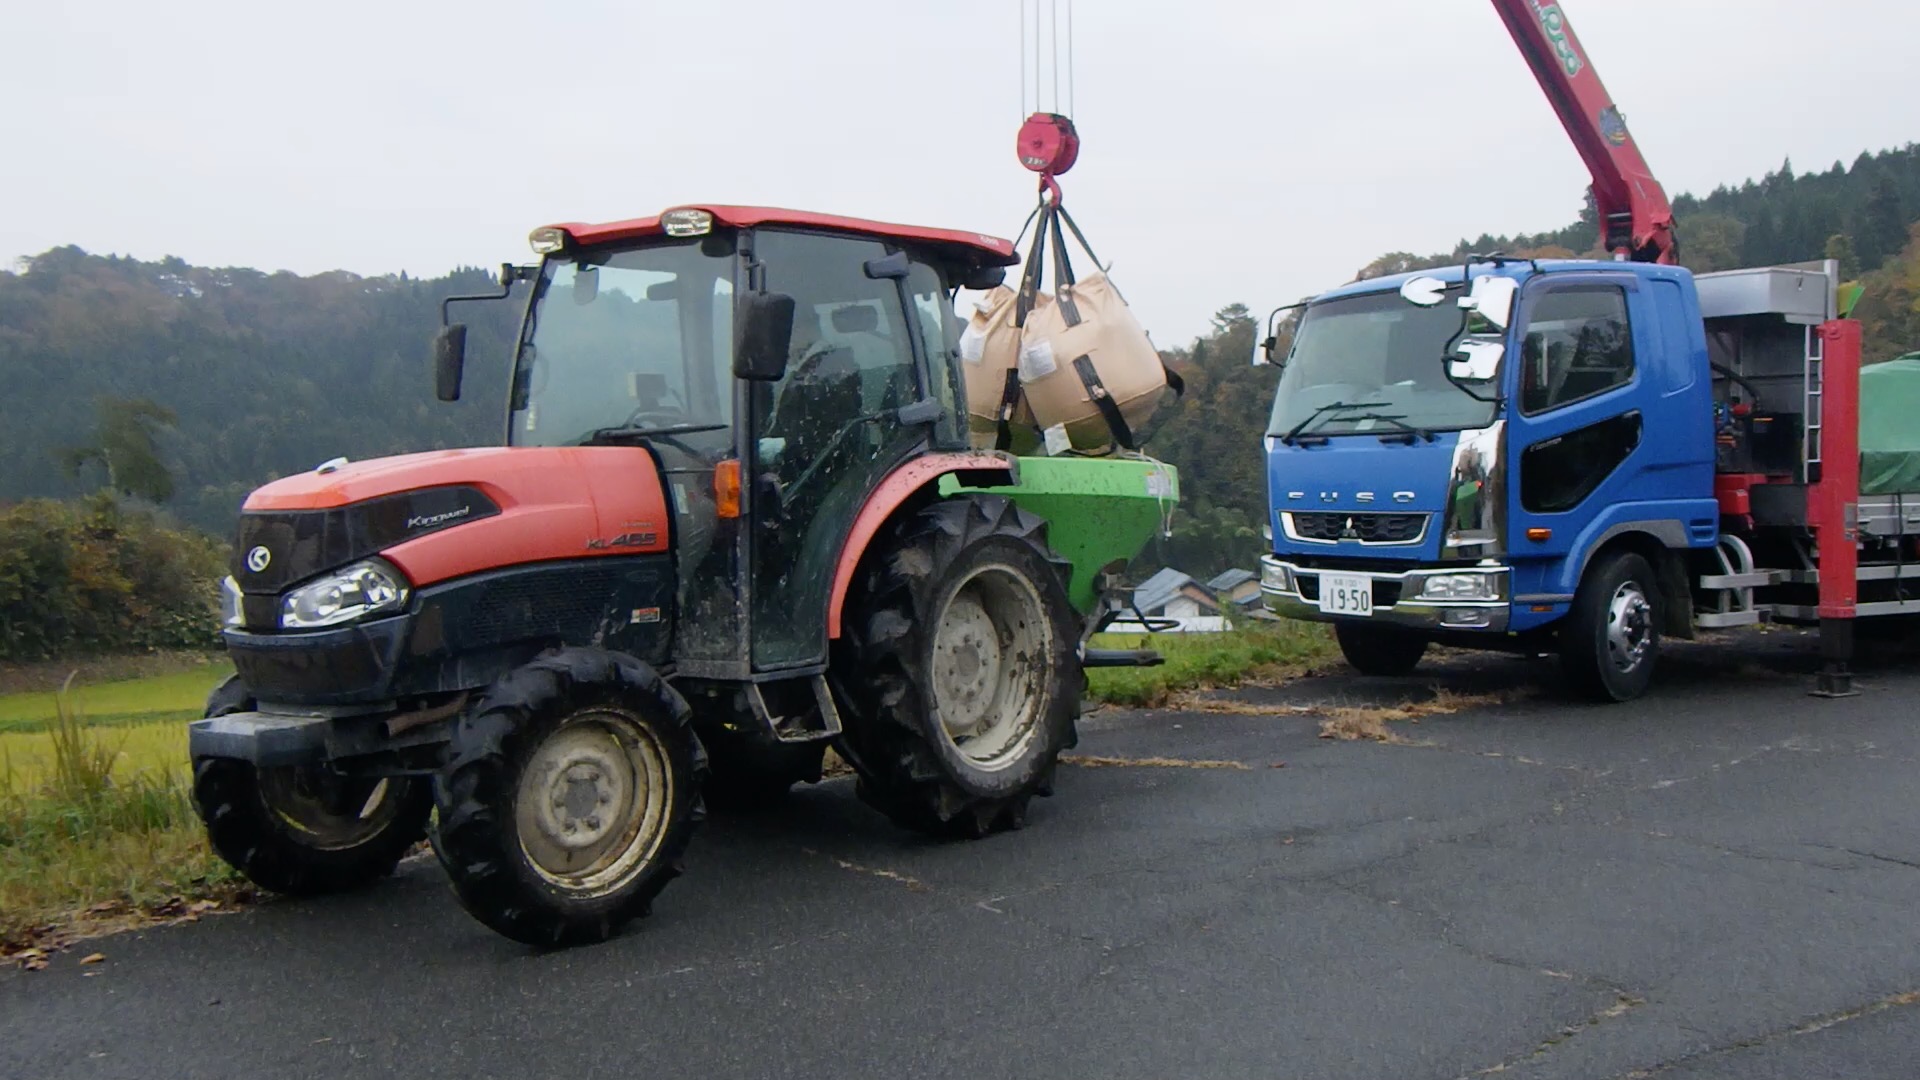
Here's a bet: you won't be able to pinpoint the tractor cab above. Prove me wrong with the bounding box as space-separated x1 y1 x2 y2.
434 206 1015 680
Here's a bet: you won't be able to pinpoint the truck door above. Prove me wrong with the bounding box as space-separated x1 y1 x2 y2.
1505 274 1648 571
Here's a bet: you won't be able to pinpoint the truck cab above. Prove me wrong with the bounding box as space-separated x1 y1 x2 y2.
1256 256 1848 700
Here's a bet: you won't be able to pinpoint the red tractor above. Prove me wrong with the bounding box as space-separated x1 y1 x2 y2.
191 205 1177 946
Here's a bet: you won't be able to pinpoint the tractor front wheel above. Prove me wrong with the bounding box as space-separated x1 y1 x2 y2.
192 676 432 896
833 495 1080 838
432 648 704 947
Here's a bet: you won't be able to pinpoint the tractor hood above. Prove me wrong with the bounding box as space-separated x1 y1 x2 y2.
1266 433 1463 562
232 446 672 594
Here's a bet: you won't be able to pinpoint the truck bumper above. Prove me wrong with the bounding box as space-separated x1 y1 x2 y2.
1259 555 1511 633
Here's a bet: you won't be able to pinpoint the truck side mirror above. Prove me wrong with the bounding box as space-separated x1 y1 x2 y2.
434 324 467 402
734 291 796 381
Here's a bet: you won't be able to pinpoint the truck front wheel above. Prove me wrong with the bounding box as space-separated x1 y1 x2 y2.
1561 551 1660 702
1333 622 1429 677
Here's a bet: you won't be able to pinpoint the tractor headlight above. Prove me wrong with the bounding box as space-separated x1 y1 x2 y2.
281 560 409 629
1415 573 1499 601
219 576 245 629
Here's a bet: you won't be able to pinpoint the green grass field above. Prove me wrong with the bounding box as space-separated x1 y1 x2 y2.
1 659 241 949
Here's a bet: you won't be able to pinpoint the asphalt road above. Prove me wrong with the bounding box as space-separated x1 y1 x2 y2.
6 629 1920 1080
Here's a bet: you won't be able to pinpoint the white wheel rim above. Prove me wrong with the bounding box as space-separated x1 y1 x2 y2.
930 562 1051 772
1605 580 1654 673
514 709 673 897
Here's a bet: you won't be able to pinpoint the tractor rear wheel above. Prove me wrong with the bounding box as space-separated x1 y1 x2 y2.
192 675 432 896
833 495 1080 838
432 648 705 947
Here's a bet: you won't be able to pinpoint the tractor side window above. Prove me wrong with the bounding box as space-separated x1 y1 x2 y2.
1519 286 1635 414
908 260 967 448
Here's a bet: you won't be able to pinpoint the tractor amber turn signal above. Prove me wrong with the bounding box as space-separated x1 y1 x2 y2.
714 459 741 518
1526 527 1552 541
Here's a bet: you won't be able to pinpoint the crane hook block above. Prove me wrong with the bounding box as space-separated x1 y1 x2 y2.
1016 112 1079 177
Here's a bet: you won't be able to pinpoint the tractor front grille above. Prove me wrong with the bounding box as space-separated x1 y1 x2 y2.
1286 511 1428 545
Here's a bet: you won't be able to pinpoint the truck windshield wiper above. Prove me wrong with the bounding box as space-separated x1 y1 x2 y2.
1342 412 1435 443
579 423 729 445
1278 400 1388 445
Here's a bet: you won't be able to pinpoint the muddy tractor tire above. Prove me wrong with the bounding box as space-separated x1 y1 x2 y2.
192 675 433 897
432 648 705 947
1334 622 1429 677
832 494 1080 839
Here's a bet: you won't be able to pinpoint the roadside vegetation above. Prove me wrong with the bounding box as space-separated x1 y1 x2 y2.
1 662 243 960
1085 620 1336 708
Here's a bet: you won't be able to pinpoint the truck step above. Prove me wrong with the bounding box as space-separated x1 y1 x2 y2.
1695 610 1765 629
1698 571 1779 590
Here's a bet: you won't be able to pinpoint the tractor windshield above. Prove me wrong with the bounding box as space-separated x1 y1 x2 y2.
1267 288 1500 438
509 238 736 449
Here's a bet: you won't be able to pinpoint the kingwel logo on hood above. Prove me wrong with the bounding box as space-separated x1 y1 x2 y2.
408 505 473 530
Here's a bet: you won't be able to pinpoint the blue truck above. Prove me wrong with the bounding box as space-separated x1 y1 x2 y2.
1251 0 1907 702
1255 257 1892 701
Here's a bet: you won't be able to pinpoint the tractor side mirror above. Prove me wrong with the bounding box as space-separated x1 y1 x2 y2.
434 324 468 402
962 265 1007 290
734 291 796 381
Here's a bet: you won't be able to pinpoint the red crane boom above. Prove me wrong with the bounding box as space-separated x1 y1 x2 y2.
1491 0 1676 264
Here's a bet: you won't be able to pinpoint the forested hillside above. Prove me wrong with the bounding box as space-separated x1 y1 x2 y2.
0 251 523 532
2 143 1917 578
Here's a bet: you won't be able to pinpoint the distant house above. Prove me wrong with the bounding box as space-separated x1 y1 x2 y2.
1207 569 1262 610
1131 567 1222 620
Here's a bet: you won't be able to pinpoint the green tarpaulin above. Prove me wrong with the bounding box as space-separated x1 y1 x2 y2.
1861 354 1920 495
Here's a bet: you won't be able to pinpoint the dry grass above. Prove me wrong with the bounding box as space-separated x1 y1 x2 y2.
1061 754 1254 770
1316 688 1525 743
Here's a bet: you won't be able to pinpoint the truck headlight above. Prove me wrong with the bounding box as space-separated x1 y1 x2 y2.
281 560 409 629
1416 573 1499 601
219 576 245 629
1260 560 1292 592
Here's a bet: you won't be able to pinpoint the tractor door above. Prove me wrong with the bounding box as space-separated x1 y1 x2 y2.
746 229 937 670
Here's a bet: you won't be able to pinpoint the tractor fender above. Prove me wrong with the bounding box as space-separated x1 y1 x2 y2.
826 451 1018 639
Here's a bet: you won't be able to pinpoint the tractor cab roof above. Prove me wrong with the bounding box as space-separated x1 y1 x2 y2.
544 205 1020 268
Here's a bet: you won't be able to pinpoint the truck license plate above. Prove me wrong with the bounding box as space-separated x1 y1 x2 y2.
1318 574 1373 616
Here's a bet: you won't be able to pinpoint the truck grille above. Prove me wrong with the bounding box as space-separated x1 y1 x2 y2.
1287 511 1428 544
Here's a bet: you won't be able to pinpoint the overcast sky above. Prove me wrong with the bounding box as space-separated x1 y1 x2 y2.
7 1 1917 344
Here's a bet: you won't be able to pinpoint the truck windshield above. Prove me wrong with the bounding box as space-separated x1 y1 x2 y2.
509 238 735 449
1267 288 1499 437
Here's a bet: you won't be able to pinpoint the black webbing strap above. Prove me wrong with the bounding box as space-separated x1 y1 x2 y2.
1072 355 1135 451
994 368 1022 451
1015 203 1053 328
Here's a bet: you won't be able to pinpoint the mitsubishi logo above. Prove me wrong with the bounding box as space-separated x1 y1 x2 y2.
245 545 272 573
1339 517 1360 539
